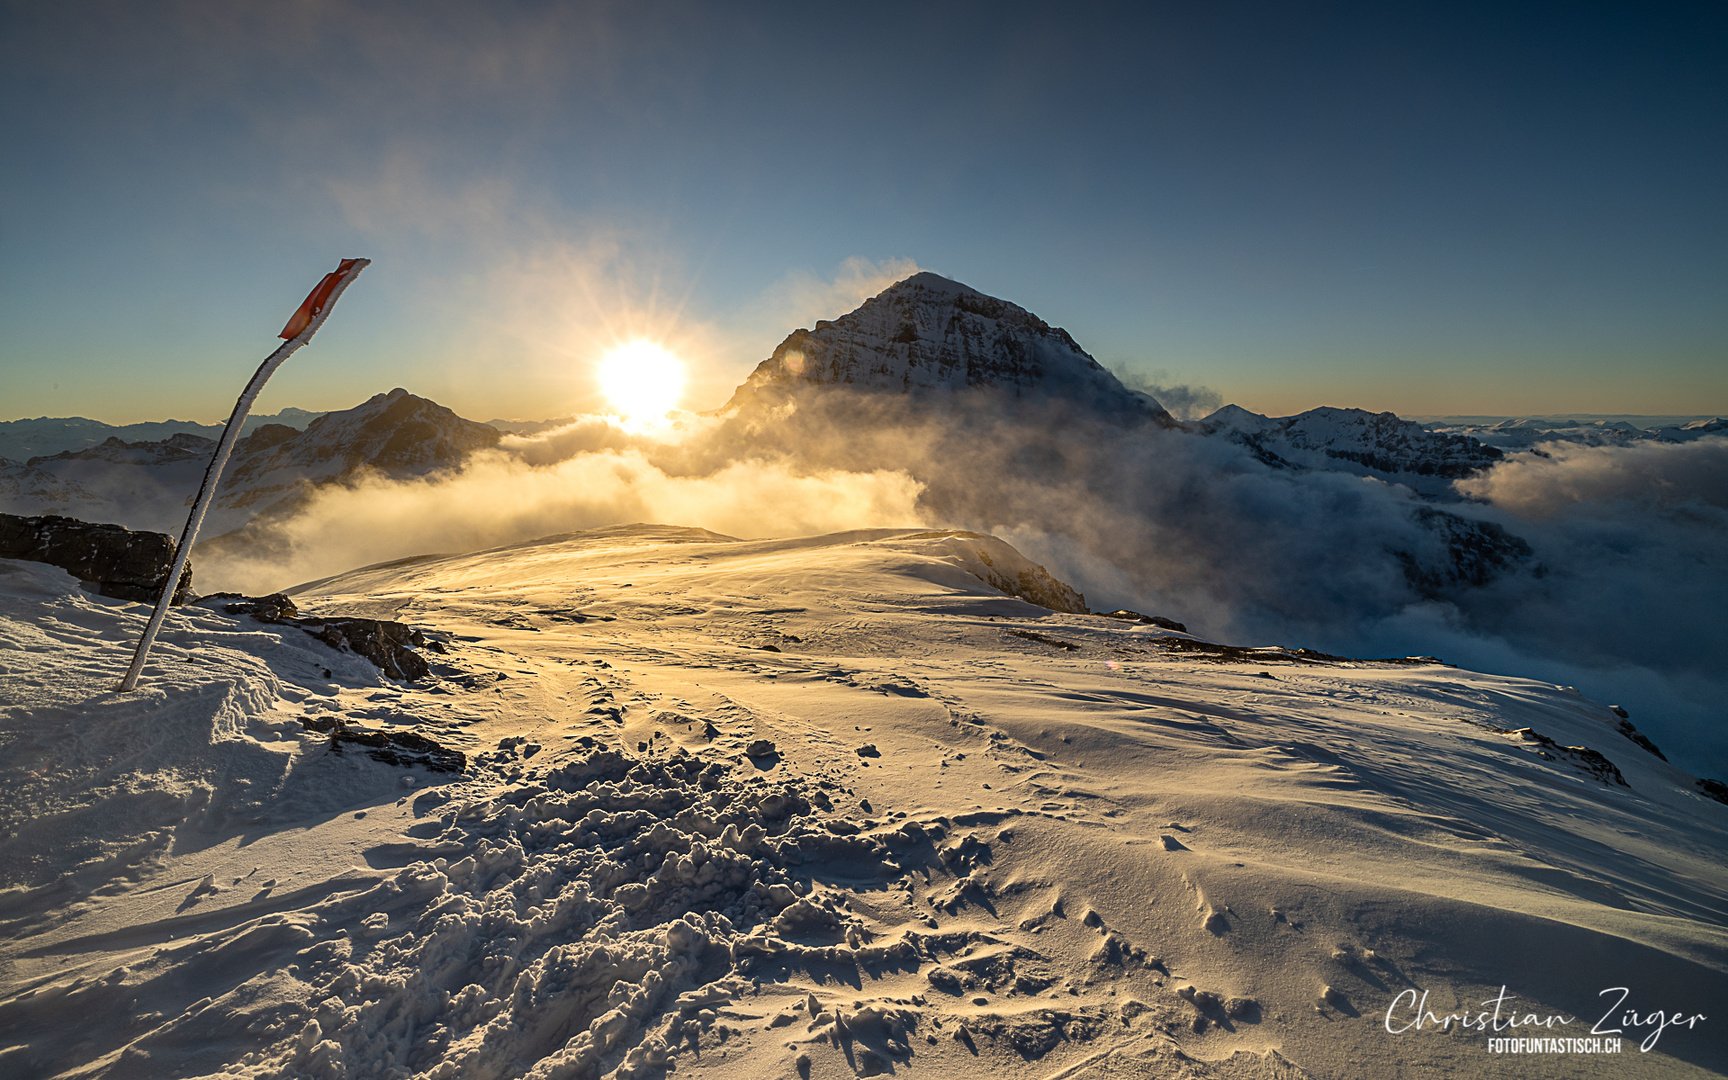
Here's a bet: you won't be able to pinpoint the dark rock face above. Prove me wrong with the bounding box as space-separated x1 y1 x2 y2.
1615 718 1668 761
0 513 191 603
730 273 1174 425
239 423 301 452
202 592 431 682
311 619 431 682
300 715 465 773
1396 509 1534 594
1095 609 1187 632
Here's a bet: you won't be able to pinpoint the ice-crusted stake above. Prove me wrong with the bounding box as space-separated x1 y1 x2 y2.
120 258 370 692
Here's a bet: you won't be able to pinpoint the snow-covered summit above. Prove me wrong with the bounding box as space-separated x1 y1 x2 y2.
729 272 1174 423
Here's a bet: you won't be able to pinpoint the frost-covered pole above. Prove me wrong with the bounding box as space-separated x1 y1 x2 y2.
119 258 371 693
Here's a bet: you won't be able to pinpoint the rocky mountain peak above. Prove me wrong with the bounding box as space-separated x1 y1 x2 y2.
729 273 1173 423
236 388 500 477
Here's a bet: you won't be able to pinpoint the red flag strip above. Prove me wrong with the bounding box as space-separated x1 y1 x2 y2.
279 258 363 339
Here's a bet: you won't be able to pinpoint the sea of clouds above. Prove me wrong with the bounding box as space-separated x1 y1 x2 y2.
201 397 1728 778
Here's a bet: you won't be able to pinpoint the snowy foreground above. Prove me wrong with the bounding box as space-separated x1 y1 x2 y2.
1 527 1724 1079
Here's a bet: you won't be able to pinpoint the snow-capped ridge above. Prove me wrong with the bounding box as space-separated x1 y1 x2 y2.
1197 403 1503 491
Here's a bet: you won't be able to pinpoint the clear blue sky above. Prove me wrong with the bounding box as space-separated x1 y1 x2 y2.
3 1 1724 423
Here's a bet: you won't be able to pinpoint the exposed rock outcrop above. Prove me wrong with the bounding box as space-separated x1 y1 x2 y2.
310 619 432 682
0 512 191 603
1096 609 1187 632
1395 508 1533 594
200 591 432 681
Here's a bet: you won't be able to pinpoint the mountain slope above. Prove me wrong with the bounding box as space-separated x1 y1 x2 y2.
712 273 1533 601
214 388 500 514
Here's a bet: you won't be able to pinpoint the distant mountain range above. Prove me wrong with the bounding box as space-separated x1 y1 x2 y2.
0 408 325 463
722 272 1541 596
1423 415 1727 448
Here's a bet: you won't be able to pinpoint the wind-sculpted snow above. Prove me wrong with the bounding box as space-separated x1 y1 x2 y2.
0 561 411 889
4 527 1727 1079
196 747 911 1080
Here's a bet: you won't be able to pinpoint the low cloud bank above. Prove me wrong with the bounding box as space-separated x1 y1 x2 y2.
204 397 1728 777
199 439 923 591
1455 437 1728 515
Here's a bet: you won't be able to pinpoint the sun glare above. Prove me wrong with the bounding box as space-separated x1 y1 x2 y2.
599 340 685 422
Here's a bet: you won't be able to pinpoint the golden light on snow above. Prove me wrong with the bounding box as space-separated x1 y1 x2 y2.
599 340 685 421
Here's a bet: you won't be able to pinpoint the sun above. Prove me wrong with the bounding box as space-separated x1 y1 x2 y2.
598 340 685 422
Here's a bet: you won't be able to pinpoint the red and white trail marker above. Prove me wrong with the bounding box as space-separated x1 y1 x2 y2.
119 258 371 693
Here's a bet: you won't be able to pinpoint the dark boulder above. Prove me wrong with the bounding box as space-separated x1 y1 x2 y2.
201 591 300 622
310 619 431 682
300 715 465 773
0 512 192 603
203 592 432 681
1095 609 1187 632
